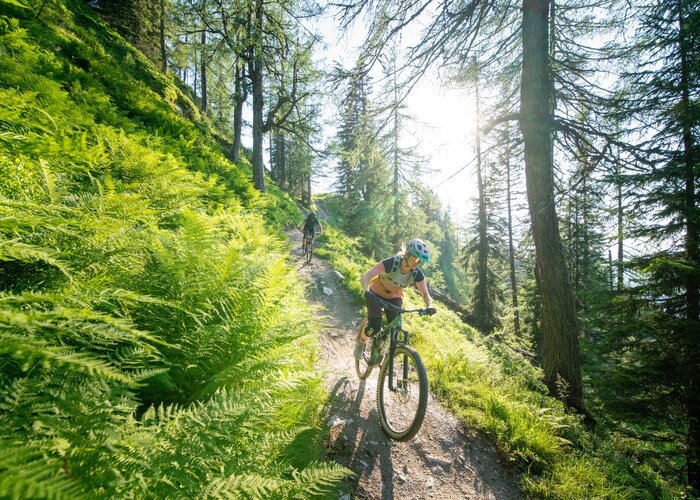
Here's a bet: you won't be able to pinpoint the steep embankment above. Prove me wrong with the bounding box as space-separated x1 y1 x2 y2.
0 3 347 497
288 228 522 499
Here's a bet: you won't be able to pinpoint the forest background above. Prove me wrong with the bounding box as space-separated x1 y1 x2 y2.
0 0 698 498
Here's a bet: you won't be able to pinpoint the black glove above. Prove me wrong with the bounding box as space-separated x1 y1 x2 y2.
364 290 374 300
427 307 436 316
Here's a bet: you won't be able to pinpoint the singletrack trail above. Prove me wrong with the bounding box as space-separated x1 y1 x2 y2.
288 228 522 500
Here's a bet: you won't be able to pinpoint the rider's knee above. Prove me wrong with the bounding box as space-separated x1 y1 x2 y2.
365 318 382 337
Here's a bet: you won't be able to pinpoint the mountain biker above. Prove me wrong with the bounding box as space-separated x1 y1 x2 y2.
354 239 436 360
299 211 322 248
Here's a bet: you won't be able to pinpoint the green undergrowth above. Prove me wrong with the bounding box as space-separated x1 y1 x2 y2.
0 2 348 498
316 194 678 499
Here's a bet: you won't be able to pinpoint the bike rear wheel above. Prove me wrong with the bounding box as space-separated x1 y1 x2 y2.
376 345 428 441
355 317 377 379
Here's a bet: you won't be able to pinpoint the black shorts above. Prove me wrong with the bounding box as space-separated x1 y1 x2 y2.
365 295 402 336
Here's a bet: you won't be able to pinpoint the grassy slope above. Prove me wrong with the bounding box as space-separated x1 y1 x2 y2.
314 193 679 499
0 0 348 497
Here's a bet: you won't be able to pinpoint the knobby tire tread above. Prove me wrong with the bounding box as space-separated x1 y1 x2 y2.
376 345 428 441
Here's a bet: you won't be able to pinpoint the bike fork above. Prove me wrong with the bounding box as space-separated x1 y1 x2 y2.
387 330 410 392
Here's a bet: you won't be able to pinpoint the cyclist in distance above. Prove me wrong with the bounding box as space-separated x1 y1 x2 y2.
299 211 322 248
354 239 436 360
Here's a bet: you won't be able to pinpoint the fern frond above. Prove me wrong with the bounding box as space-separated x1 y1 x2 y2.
0 331 135 384
289 461 353 497
0 238 71 277
0 441 86 500
204 473 285 499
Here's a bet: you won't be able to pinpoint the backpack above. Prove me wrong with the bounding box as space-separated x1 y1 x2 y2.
386 255 420 287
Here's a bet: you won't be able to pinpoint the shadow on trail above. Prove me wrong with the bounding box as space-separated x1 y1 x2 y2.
326 372 402 499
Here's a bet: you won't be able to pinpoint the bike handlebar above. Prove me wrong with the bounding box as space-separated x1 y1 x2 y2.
365 291 429 316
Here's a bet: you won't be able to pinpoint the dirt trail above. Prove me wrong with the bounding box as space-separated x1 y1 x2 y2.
289 228 523 499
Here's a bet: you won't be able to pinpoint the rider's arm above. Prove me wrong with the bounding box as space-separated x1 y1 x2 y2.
360 261 385 291
416 279 433 308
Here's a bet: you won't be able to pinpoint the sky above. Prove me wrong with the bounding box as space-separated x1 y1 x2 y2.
403 77 478 225
312 13 480 226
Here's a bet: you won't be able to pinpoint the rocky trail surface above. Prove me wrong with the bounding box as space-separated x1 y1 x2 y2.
288 229 523 499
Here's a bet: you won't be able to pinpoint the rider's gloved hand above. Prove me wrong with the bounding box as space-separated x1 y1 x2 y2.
364 290 375 300
427 307 436 316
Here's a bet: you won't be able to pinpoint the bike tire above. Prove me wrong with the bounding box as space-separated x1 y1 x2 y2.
354 317 375 379
376 345 428 441
306 240 313 263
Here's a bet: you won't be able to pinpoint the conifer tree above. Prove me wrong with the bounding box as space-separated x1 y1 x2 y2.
460 60 506 333
613 0 700 487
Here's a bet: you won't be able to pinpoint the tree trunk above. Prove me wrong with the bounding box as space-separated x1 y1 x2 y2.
250 0 265 192
505 127 521 337
232 65 244 164
305 175 311 207
159 0 167 73
677 0 699 488
200 30 207 113
474 66 490 332
279 134 286 190
520 0 583 411
392 78 400 247
616 155 624 291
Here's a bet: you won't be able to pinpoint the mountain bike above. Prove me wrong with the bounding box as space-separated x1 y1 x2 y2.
302 232 315 263
355 292 429 441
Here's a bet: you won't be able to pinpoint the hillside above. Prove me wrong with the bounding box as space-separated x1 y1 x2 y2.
0 0 348 497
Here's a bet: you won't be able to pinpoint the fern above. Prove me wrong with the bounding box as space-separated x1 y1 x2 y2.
0 239 71 277
0 4 348 498
0 442 86 500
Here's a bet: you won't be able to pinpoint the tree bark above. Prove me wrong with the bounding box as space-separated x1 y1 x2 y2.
505 127 521 337
250 0 266 191
474 65 490 332
616 155 624 291
232 64 244 164
159 0 167 73
200 30 207 113
677 0 699 488
520 0 583 411
392 74 400 247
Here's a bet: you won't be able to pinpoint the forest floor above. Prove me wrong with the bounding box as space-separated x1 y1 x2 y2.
287 228 524 500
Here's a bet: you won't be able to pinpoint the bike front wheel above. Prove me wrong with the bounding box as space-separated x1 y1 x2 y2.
376 345 428 441
306 239 313 263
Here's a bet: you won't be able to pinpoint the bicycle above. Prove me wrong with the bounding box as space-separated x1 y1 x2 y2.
301 232 315 263
355 291 429 441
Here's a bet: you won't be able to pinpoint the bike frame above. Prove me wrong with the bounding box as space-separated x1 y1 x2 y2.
370 294 424 392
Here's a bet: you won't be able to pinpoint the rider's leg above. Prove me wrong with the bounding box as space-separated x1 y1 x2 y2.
354 296 382 359
353 292 394 359
362 294 385 340
383 297 403 325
